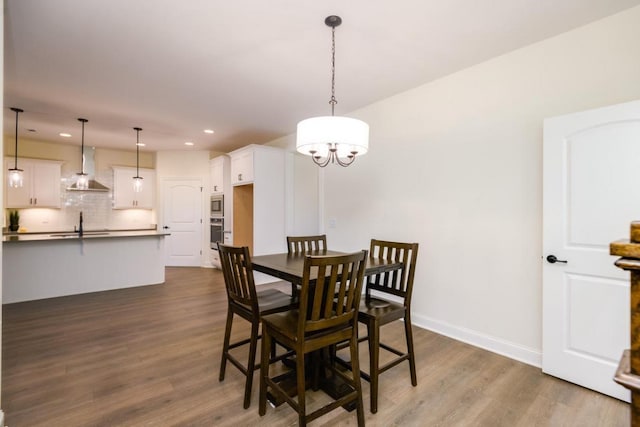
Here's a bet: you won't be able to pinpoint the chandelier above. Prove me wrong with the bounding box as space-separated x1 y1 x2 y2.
296 15 369 167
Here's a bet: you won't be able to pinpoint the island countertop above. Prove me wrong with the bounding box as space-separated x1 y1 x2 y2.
3 229 169 243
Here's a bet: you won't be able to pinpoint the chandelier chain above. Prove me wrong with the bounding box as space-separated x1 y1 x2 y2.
329 24 337 116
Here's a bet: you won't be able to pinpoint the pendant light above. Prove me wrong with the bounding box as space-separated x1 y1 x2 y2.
296 15 369 167
76 118 89 190
133 127 143 192
8 107 24 188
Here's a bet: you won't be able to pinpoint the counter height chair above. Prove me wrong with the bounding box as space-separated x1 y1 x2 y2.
341 239 419 414
217 243 297 409
259 250 368 426
286 234 327 296
286 234 327 255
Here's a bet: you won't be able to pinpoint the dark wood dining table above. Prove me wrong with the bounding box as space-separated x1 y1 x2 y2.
251 250 403 286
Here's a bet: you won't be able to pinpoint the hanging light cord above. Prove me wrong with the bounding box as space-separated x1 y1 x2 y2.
11 108 23 169
329 24 337 116
79 118 87 175
135 127 141 177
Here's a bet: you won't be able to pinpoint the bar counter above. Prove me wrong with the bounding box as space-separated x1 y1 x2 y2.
3 229 170 303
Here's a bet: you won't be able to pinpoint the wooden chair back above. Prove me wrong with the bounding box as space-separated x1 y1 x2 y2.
287 234 327 254
298 250 368 336
218 243 258 313
366 240 419 307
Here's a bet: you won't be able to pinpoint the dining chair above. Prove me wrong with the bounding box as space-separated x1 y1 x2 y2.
259 250 368 426
286 234 327 254
354 239 419 414
217 243 297 409
286 234 327 296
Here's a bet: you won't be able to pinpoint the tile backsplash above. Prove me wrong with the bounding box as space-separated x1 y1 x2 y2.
6 169 156 232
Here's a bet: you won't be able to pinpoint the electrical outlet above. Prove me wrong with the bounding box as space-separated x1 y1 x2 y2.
328 218 336 228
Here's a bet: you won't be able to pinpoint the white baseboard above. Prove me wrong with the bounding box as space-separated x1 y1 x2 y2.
412 313 542 368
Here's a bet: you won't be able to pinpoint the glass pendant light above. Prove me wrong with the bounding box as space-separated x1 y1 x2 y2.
76 118 89 190
133 127 143 192
8 107 24 188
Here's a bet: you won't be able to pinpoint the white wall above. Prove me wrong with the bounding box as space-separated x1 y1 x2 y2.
272 6 640 366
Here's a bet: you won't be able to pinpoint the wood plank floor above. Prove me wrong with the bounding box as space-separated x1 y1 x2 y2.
2 267 630 426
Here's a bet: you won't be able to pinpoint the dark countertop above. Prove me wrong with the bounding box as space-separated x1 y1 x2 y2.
3 229 170 243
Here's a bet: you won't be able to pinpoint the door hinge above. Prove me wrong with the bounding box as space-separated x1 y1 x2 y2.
200 187 203 192
200 250 202 255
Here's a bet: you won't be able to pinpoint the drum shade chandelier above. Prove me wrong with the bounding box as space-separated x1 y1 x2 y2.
133 127 143 192
8 107 24 188
296 15 369 167
76 118 89 190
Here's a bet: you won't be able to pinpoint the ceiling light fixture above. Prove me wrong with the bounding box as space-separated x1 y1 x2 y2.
204 129 214 134
133 127 144 193
296 15 369 167
76 118 89 190
59 132 72 138
185 141 194 146
8 107 24 188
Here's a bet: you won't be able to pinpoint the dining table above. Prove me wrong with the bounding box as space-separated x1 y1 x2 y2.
251 249 405 408
251 249 403 287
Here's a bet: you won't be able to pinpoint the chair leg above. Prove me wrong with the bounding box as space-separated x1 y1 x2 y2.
368 319 380 414
296 347 307 426
259 326 272 416
243 320 260 409
405 313 417 386
219 307 234 381
349 332 365 426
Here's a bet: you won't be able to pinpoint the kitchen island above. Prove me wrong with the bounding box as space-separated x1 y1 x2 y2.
3 230 169 303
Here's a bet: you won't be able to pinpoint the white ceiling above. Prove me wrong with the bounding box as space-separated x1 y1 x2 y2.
4 0 640 153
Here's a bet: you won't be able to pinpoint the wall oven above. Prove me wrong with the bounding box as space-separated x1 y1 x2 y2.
211 195 223 217
210 217 224 250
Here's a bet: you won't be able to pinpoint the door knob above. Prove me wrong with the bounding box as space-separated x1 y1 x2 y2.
163 226 170 229
546 255 567 264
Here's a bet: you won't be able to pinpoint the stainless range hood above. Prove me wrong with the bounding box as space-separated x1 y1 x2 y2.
66 147 109 192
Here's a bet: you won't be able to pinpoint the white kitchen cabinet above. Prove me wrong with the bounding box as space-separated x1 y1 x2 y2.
112 166 155 209
210 156 227 194
228 144 286 256
5 158 62 208
230 149 254 185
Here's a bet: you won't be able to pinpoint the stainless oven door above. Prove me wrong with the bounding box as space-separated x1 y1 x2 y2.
210 217 224 249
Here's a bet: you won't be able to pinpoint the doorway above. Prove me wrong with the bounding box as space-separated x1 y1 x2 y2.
542 99 640 401
162 178 203 267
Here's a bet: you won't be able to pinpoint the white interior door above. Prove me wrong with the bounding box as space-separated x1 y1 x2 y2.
542 100 640 402
162 179 203 266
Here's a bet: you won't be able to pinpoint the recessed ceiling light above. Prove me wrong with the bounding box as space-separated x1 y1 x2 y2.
59 133 72 138
204 129 214 134
136 143 146 147
185 141 194 146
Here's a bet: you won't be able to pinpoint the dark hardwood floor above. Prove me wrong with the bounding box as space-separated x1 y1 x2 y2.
2 267 630 426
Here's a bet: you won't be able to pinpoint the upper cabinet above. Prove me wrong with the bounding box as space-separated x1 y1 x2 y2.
230 148 254 185
112 166 155 209
5 158 62 208
210 156 226 194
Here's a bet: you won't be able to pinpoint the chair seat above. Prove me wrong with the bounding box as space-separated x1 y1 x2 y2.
256 289 297 315
359 297 406 323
